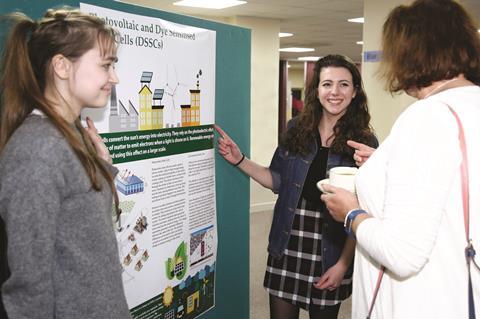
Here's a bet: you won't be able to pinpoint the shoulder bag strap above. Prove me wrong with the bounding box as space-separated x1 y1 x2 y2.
446 105 478 319
366 105 479 319
366 266 385 319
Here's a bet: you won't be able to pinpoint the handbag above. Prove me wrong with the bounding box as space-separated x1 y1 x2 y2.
366 105 479 319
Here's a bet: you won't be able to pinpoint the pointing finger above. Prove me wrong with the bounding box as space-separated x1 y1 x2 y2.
355 149 373 157
214 124 229 140
347 140 370 151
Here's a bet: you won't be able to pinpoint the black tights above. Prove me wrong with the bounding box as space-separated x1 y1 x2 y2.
269 295 341 319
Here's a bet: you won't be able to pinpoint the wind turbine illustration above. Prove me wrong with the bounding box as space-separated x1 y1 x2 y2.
164 65 189 127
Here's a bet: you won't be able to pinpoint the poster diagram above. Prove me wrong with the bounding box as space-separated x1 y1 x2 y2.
190 225 215 267
109 68 205 133
80 4 217 319
116 169 145 195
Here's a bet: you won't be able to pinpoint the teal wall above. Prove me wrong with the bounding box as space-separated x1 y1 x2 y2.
0 1 251 318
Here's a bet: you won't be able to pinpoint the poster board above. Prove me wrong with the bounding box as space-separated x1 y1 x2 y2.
0 1 251 318
80 3 218 317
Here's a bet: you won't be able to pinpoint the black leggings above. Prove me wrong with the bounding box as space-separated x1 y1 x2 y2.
269 294 341 319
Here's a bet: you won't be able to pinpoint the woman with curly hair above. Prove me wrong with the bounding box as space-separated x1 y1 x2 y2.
216 54 378 319
322 0 480 318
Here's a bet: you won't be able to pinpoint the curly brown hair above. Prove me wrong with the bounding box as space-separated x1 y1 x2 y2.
281 54 375 156
380 0 480 93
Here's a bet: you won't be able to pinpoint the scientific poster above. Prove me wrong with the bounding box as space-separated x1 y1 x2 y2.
80 4 217 318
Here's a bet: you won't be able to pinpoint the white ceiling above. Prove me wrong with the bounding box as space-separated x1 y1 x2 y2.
119 0 480 65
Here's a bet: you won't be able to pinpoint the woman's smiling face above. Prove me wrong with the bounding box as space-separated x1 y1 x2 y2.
68 43 119 112
317 66 356 119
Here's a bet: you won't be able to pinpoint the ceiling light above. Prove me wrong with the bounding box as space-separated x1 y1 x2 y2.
297 56 321 61
279 32 293 38
173 0 247 9
356 41 364 45
279 47 314 53
348 17 364 23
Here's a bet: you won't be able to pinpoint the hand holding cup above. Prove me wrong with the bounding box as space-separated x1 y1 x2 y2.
317 166 358 194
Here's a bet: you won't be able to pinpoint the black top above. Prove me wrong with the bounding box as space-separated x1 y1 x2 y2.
300 133 329 205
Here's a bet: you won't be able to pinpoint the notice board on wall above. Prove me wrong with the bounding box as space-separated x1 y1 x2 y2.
0 0 251 318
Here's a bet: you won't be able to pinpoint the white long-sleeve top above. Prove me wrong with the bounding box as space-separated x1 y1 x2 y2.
352 85 480 318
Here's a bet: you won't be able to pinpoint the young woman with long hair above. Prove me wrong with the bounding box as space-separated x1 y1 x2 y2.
0 7 131 318
216 54 377 319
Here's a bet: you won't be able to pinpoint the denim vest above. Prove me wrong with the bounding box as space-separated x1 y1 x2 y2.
267 127 378 275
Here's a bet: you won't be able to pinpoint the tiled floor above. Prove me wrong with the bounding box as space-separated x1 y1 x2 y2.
250 210 351 319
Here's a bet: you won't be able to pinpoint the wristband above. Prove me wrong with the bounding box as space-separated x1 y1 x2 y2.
234 153 245 166
344 208 360 227
344 209 367 238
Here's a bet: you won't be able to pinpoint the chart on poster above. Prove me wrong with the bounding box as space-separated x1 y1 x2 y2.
80 4 217 318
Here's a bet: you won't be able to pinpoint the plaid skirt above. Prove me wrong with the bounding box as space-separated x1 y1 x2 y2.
263 198 352 310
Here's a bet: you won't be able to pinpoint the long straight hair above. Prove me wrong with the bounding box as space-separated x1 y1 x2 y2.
0 8 121 216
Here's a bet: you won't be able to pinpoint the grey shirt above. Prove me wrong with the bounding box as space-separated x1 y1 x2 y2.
0 115 131 318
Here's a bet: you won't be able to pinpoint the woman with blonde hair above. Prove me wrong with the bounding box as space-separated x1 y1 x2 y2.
0 7 131 318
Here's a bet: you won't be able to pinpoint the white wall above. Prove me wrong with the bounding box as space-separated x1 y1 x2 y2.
363 0 416 141
289 67 305 90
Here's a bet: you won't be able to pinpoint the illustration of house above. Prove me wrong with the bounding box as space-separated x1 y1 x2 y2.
135 260 143 271
189 69 202 126
190 225 214 267
131 244 139 256
125 101 139 130
152 89 165 129
139 71 153 130
118 100 139 131
134 216 148 233
189 89 200 126
187 291 200 314
109 86 139 132
116 170 144 195
180 89 201 127
123 254 132 266
180 104 191 127
142 250 149 261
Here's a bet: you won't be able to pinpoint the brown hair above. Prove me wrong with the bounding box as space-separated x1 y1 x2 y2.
282 54 376 156
380 0 480 93
0 7 121 216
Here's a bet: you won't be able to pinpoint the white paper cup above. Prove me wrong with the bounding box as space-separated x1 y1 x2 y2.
328 166 358 193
